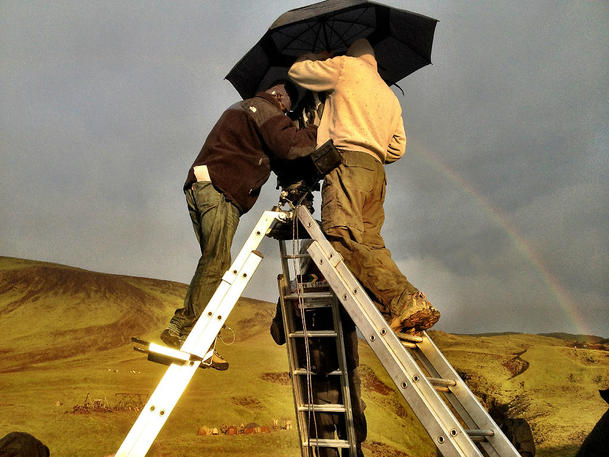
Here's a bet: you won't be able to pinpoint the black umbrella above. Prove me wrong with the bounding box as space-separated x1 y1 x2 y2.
225 0 438 99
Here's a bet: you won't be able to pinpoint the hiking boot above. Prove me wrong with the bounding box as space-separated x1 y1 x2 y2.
390 291 440 333
202 350 229 371
160 327 184 349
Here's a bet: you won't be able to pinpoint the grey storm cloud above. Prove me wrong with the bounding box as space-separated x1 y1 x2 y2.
1 0 607 336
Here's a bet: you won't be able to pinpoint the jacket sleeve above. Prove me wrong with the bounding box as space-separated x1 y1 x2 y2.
246 97 318 160
288 55 345 92
260 114 318 160
385 114 406 163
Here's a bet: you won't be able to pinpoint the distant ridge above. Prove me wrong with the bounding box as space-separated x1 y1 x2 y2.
0 256 276 372
0 256 185 371
454 331 607 342
538 332 608 344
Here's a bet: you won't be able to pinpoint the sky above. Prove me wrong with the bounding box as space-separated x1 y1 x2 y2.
1 0 607 337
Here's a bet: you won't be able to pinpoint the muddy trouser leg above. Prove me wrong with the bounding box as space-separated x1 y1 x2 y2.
321 151 418 322
168 181 240 334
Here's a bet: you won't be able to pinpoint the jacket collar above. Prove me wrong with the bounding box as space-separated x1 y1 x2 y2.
254 91 284 111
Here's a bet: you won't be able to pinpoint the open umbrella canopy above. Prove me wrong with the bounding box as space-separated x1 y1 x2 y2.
226 0 438 99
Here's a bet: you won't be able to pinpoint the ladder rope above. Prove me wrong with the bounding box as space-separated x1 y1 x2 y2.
217 325 235 346
290 205 320 450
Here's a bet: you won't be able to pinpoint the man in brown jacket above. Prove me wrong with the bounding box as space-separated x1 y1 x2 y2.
161 81 317 369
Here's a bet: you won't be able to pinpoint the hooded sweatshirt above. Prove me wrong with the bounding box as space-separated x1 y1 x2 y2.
288 38 406 164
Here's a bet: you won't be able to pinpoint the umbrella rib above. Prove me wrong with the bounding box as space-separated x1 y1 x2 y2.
318 6 372 49
273 22 323 53
325 20 350 48
271 6 376 53
327 22 373 48
337 7 372 47
313 21 323 51
322 20 330 50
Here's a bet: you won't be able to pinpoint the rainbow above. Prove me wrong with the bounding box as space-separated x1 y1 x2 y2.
409 139 590 335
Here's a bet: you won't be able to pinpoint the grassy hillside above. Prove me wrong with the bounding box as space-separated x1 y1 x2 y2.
0 257 607 457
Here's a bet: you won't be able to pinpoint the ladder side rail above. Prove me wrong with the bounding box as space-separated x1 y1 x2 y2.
185 209 284 356
230 210 285 276
116 250 263 456
280 236 357 456
279 237 316 455
116 211 282 457
115 363 201 457
115 276 235 455
296 207 481 456
329 296 358 457
278 274 311 457
410 346 505 457
297 206 521 457
416 335 521 457
410 346 483 433
183 251 263 355
279 240 293 284
306 241 481 457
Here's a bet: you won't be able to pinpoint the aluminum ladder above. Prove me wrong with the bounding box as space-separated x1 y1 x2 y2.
276 234 358 457
115 209 287 457
283 205 522 457
115 204 521 457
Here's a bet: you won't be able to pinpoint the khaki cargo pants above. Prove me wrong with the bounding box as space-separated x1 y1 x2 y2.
321 150 418 321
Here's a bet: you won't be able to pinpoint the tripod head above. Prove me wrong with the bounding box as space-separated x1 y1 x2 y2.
273 139 342 211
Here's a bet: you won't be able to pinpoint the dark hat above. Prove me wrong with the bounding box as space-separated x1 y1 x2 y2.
266 79 300 106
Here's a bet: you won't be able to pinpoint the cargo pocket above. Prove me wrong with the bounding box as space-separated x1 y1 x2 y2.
340 153 377 193
192 181 222 215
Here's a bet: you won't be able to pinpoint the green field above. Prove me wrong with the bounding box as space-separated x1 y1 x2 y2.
1 257 607 456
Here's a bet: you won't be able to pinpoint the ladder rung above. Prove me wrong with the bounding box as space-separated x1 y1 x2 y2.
284 291 334 300
289 330 338 338
298 302 334 310
466 429 495 441
304 438 350 448
294 369 342 376
428 377 457 387
397 333 424 343
298 404 346 413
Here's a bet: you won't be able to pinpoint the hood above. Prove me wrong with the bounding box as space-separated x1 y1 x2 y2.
347 38 377 70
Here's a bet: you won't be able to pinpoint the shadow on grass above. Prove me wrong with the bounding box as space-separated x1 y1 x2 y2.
537 443 580 457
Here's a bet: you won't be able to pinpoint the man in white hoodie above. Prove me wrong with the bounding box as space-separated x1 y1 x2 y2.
289 38 440 336
289 38 440 457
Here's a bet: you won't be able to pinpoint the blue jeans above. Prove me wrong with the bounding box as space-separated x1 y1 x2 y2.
169 181 240 334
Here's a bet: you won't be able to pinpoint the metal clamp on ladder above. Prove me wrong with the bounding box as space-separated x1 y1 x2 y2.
131 337 216 369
